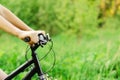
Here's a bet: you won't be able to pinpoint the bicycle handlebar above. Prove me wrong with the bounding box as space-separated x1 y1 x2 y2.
24 33 51 47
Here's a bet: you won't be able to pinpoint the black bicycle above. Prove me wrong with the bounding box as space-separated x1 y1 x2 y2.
4 33 55 80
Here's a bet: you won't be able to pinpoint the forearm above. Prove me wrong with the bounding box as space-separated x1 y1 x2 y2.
0 15 22 37
0 4 33 31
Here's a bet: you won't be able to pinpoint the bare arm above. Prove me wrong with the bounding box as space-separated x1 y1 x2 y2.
0 15 45 45
0 4 33 31
0 15 22 37
0 4 45 45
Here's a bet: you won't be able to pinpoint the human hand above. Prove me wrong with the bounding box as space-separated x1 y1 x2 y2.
18 30 45 45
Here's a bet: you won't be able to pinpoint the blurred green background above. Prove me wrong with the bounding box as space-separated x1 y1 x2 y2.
0 0 120 80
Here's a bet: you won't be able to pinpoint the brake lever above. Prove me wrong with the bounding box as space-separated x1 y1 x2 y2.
38 33 51 47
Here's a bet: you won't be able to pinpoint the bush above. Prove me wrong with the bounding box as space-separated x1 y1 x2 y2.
0 0 99 35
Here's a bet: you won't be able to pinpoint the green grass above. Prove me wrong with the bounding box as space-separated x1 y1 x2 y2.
0 0 120 80
0 28 120 80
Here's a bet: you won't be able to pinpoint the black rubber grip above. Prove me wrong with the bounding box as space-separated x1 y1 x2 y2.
24 36 31 42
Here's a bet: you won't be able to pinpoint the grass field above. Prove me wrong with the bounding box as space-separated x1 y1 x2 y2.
0 28 120 80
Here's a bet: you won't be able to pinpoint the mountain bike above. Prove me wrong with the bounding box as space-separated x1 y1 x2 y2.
4 33 55 80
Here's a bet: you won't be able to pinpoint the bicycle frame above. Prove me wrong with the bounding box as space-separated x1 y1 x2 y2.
4 44 47 80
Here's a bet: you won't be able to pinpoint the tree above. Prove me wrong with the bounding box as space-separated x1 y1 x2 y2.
98 0 120 28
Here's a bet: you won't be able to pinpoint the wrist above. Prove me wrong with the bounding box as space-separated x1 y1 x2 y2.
17 30 24 38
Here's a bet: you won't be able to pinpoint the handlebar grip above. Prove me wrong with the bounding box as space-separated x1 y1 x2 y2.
23 36 31 42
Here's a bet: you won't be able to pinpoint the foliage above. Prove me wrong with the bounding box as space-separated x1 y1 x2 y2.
1 0 120 35
0 0 120 80
0 0 100 35
0 28 120 80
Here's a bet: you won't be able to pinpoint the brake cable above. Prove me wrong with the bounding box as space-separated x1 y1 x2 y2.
25 40 56 74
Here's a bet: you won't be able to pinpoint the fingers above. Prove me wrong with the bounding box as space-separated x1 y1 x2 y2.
36 30 45 36
18 30 46 45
